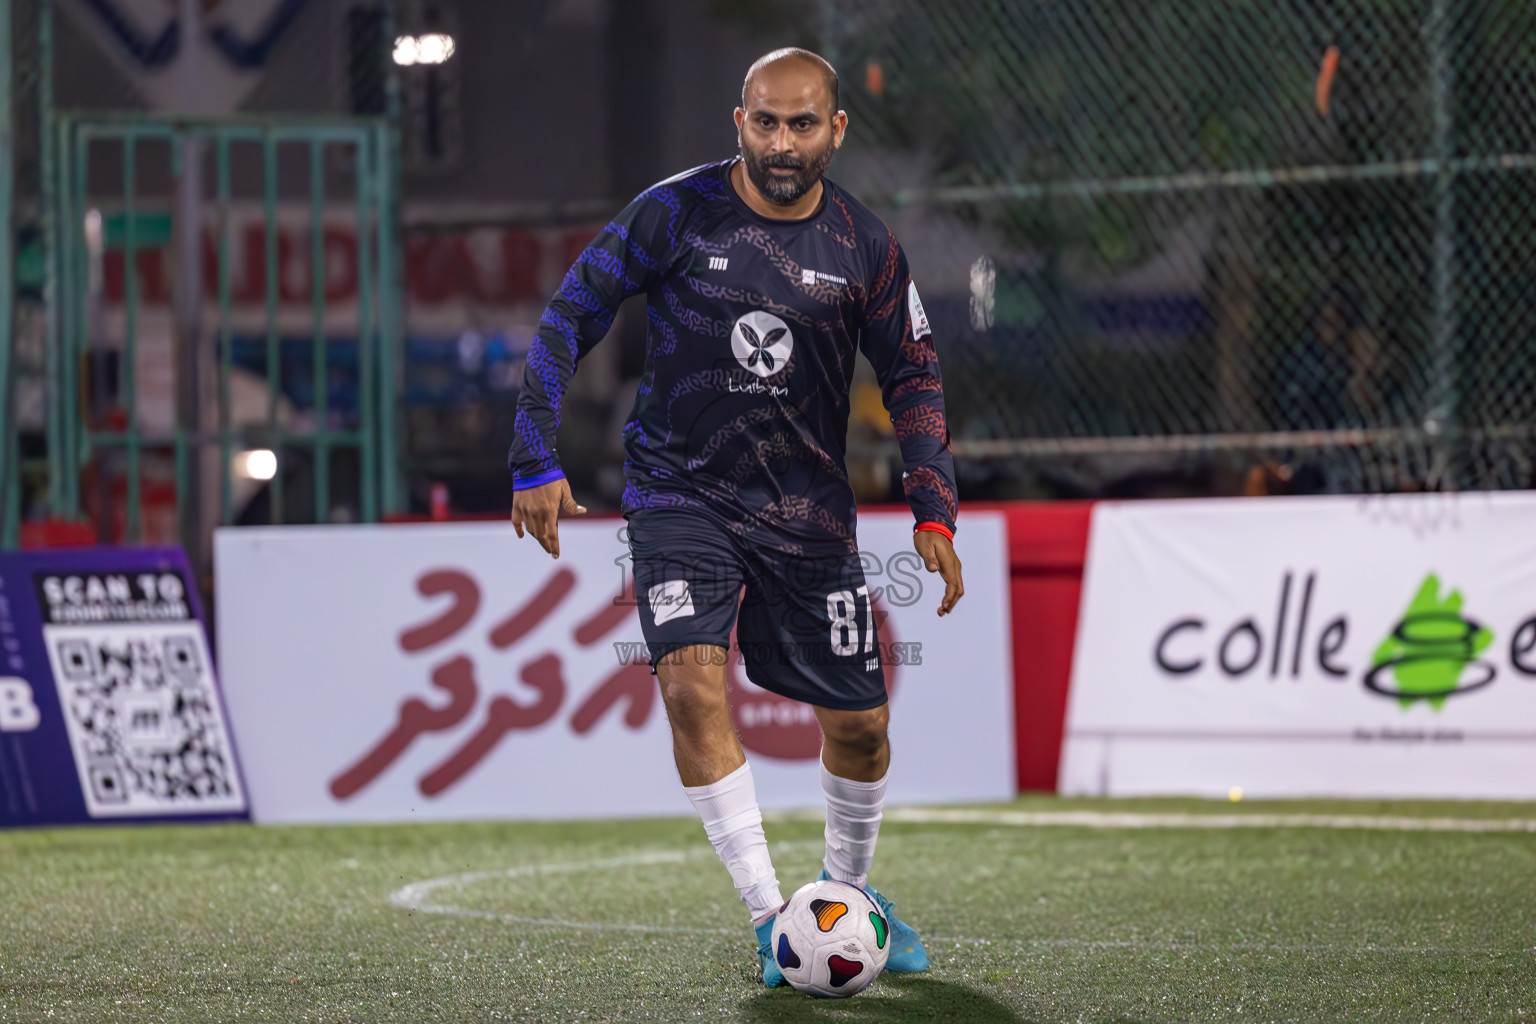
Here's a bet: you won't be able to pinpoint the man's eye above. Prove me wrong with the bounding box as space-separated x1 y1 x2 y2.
757 118 774 129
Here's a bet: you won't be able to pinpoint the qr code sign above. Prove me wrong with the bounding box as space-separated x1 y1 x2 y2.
44 622 246 817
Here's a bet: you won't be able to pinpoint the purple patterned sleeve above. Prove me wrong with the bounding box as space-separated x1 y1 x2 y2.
507 189 676 487
858 231 959 534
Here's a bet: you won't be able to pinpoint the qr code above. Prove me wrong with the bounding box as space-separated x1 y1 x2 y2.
44 622 247 818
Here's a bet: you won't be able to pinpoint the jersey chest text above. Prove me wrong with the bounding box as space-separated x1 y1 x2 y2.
679 229 863 320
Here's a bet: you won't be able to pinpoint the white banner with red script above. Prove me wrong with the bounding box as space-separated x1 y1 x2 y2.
214 512 1012 823
1061 492 1536 799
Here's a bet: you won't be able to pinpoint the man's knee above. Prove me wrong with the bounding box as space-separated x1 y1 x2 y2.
656 647 730 726
819 704 890 760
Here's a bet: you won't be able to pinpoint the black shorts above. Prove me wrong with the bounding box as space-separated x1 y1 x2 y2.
627 508 888 711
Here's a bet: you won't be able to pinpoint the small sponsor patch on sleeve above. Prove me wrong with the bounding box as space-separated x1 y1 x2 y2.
908 282 931 340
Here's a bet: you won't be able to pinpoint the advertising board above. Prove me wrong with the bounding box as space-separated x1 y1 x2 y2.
216 513 1012 823
0 547 247 826
1062 493 1536 798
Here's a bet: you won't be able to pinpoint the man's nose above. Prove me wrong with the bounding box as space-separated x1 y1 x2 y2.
769 123 795 154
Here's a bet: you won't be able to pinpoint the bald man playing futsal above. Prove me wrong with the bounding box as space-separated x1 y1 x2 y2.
508 47 962 986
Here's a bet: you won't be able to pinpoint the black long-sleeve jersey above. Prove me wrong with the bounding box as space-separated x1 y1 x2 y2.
507 158 957 556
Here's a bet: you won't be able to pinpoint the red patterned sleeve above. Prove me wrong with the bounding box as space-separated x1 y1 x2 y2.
858 231 959 534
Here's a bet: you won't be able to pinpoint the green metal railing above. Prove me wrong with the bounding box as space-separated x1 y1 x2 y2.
2 0 407 551
44 114 403 544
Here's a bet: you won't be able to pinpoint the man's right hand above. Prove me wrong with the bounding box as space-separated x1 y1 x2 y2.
510 477 587 559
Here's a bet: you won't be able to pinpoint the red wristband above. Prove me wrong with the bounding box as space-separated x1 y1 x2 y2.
913 521 954 542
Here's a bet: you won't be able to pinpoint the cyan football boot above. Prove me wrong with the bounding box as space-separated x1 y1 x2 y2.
754 915 788 987
819 868 930 972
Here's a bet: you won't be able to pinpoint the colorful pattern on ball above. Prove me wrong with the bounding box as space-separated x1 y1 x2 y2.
868 912 888 949
810 899 848 932
769 880 890 998
827 954 864 988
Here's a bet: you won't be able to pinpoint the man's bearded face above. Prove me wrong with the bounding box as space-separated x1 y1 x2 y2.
739 129 837 206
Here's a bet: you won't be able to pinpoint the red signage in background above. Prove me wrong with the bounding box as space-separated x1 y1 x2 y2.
325 561 896 803
327 565 655 801
101 220 600 310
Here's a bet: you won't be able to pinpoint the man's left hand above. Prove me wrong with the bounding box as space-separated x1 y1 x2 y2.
914 531 964 616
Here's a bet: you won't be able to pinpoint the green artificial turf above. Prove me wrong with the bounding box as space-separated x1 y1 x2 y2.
2 797 1534 1022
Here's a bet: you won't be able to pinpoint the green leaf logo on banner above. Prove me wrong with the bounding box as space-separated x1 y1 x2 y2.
1367 574 1494 710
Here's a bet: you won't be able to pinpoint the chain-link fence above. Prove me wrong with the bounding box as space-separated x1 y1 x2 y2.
822 0 1536 497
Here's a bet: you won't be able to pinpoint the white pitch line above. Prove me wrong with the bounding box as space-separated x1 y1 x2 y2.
885 808 1536 833
390 849 737 935
389 815 1536 942
390 840 824 936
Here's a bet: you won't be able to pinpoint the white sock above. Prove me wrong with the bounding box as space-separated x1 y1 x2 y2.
683 761 784 922
821 760 888 889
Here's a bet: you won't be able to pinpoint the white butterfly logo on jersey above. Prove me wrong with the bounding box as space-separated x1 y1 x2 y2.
731 311 794 378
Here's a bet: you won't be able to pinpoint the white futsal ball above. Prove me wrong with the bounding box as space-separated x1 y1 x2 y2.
770 879 890 997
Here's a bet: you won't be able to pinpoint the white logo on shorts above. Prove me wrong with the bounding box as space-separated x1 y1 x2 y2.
648 580 696 626
730 310 794 378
